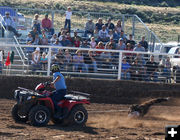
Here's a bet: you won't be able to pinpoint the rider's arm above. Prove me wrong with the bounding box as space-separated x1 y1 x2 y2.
52 75 61 84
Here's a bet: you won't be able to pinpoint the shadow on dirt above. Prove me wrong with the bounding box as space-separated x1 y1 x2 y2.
47 125 99 135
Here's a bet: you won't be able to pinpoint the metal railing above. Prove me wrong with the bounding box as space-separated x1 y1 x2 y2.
0 43 179 84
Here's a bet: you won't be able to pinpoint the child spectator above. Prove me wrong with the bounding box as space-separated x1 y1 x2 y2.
31 47 41 73
121 57 131 80
50 34 58 44
32 14 41 34
64 7 72 32
95 41 105 56
93 28 99 42
41 14 54 35
73 50 86 72
26 33 33 45
90 37 96 49
40 52 48 70
41 34 48 45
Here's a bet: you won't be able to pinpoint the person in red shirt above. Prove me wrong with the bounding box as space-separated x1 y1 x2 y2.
41 14 54 35
95 41 104 55
74 37 81 47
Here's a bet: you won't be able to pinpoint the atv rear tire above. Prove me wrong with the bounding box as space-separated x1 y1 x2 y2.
11 104 28 122
29 105 50 127
64 105 88 126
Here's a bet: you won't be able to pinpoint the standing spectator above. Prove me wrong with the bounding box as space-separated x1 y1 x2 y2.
2 12 21 37
98 25 110 42
115 20 122 34
50 33 58 44
131 58 143 81
160 56 171 82
121 57 131 80
0 50 4 74
32 14 41 34
95 18 104 31
73 50 86 72
41 14 54 35
90 37 96 49
84 19 95 37
105 18 115 31
64 49 72 71
84 51 97 72
126 34 136 49
116 38 126 50
64 7 72 32
145 55 158 82
40 52 48 70
139 36 148 51
31 47 41 73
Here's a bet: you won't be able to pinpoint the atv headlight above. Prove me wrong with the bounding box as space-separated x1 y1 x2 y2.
27 96 31 100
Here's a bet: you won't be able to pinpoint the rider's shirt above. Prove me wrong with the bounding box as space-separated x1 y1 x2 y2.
53 72 67 90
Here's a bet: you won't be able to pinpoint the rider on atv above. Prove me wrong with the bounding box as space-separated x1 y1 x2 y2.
50 64 67 118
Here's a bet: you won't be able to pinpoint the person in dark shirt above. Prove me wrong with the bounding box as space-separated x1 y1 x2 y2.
105 18 115 31
139 36 148 52
126 34 136 49
145 55 158 82
95 18 104 31
84 51 97 72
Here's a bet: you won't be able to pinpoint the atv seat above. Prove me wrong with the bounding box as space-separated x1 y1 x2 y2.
64 95 74 100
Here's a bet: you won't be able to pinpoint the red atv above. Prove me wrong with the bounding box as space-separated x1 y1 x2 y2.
11 82 90 127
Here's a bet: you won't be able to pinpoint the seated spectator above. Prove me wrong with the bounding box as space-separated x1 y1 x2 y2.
31 47 41 73
131 58 144 81
98 25 110 42
41 34 48 45
73 50 86 72
60 35 71 47
52 39 62 53
72 31 82 43
119 30 127 42
40 52 48 70
121 57 131 80
2 12 21 37
113 30 120 42
58 30 67 41
95 41 105 56
95 18 104 31
0 50 4 74
41 14 54 35
32 14 41 34
73 37 81 48
26 33 34 54
145 55 158 82
133 43 145 52
139 36 148 51
115 20 122 34
66 33 73 45
116 38 126 50
81 40 89 48
108 30 114 38
124 43 133 63
84 19 95 37
106 37 116 50
105 18 115 31
30 27 39 41
160 56 171 82
126 34 136 49
64 49 72 71
90 37 96 49
50 33 58 44
84 51 97 72
32 34 42 45
54 49 64 68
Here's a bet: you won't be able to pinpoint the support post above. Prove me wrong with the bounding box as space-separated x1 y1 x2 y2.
47 47 51 76
132 15 135 37
122 15 125 31
118 52 123 80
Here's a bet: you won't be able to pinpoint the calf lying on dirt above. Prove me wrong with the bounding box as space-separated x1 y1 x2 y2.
128 97 169 118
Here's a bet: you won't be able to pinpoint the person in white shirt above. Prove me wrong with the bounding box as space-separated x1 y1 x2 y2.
2 12 21 37
98 25 110 42
0 50 3 74
64 7 72 33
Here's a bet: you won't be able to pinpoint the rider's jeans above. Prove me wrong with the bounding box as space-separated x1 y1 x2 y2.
51 89 66 112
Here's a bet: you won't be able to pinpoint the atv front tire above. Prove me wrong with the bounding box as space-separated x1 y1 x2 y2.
28 105 50 127
11 104 28 122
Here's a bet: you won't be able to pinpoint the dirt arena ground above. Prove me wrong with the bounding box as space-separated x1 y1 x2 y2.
0 98 180 140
